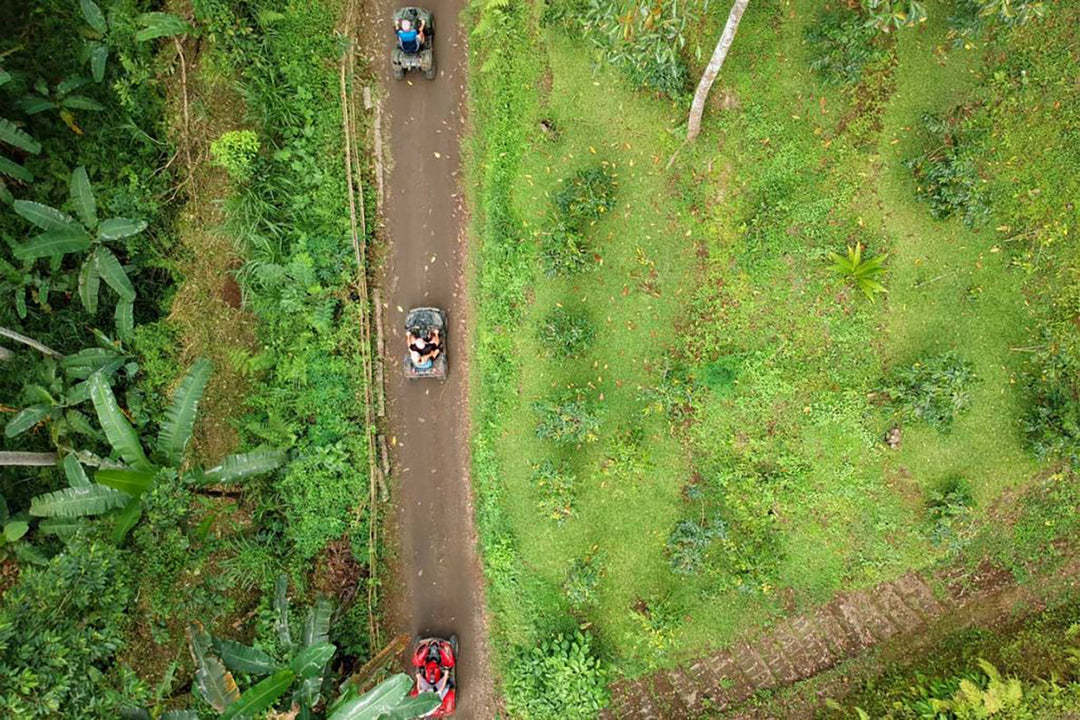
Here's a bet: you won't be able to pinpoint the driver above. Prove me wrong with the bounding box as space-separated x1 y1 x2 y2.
396 17 425 54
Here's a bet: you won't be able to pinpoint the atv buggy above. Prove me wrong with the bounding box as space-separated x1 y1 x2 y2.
404 307 447 380
392 7 436 80
410 635 458 717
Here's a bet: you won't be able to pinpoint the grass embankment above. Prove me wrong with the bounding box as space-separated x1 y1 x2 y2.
469 0 1080 700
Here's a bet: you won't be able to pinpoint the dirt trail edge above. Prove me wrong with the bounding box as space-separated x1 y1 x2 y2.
369 1 497 718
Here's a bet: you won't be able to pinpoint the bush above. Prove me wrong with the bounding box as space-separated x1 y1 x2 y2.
531 460 577 523
806 7 892 86
880 352 978 430
553 165 617 231
504 632 610 720
278 441 366 560
1023 341 1080 463
906 112 990 227
539 225 591 276
210 129 260 181
537 305 595 358
0 537 134 717
925 475 975 549
563 552 603 608
666 517 725 575
534 395 601 444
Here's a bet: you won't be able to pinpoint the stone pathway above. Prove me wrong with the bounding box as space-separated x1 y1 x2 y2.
602 572 952 719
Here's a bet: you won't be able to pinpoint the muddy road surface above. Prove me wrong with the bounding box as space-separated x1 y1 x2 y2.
373 0 495 717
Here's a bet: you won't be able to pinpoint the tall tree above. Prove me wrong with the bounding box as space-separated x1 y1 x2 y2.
686 0 750 142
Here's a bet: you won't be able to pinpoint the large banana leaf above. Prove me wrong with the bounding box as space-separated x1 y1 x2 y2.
13 200 74 231
135 12 193 41
13 225 92 260
98 217 147 240
302 596 333 648
111 497 142 544
157 358 212 466
0 155 32 182
80 0 107 34
274 574 293 650
96 467 157 496
89 372 153 471
90 43 109 83
205 449 283 484
93 246 136 301
70 166 97 228
62 452 91 488
328 675 440 720
0 118 41 154
187 622 240 713
62 347 127 380
4 404 51 438
289 642 335 680
212 637 278 676
115 297 133 340
219 668 295 720
61 95 104 112
29 484 130 517
78 254 101 313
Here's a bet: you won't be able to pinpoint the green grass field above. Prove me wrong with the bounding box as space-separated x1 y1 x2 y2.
469 0 1078 687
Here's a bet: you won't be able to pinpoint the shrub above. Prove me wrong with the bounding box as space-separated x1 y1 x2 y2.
531 460 577 523
925 475 975 549
553 165 616 231
1023 341 1080 463
601 424 652 479
537 305 594 358
0 537 134 717
278 441 366 560
534 395 601 444
504 632 609 720
210 129 260 181
807 7 892 85
539 225 591 276
563 552 603 608
627 596 682 669
906 112 990 227
666 517 725 575
880 353 978 430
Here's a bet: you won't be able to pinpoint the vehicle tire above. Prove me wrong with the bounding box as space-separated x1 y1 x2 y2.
449 634 458 655
425 65 437 80
393 65 405 80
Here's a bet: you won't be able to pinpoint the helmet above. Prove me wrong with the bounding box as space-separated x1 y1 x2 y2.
401 19 413 31
424 660 441 684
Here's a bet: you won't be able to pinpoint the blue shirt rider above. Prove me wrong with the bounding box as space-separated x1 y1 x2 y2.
396 17 425 54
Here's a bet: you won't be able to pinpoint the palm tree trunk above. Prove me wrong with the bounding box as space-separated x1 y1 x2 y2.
0 327 64 359
687 0 750 142
0 451 59 466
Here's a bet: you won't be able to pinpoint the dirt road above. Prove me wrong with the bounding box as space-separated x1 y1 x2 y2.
372 1 496 717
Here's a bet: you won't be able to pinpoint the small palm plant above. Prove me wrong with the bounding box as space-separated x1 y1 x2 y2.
829 242 888 302
29 359 282 542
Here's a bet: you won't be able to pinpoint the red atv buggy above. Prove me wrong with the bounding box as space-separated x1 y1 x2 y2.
409 635 457 717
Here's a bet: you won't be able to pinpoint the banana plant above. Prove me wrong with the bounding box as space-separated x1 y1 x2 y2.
18 75 103 135
77 0 113 82
10 166 146 338
188 576 439 719
188 576 341 719
0 254 65 319
4 341 131 446
135 12 194 42
0 68 42 204
29 358 283 542
0 493 46 566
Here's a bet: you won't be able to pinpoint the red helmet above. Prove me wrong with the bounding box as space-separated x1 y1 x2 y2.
425 660 441 684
